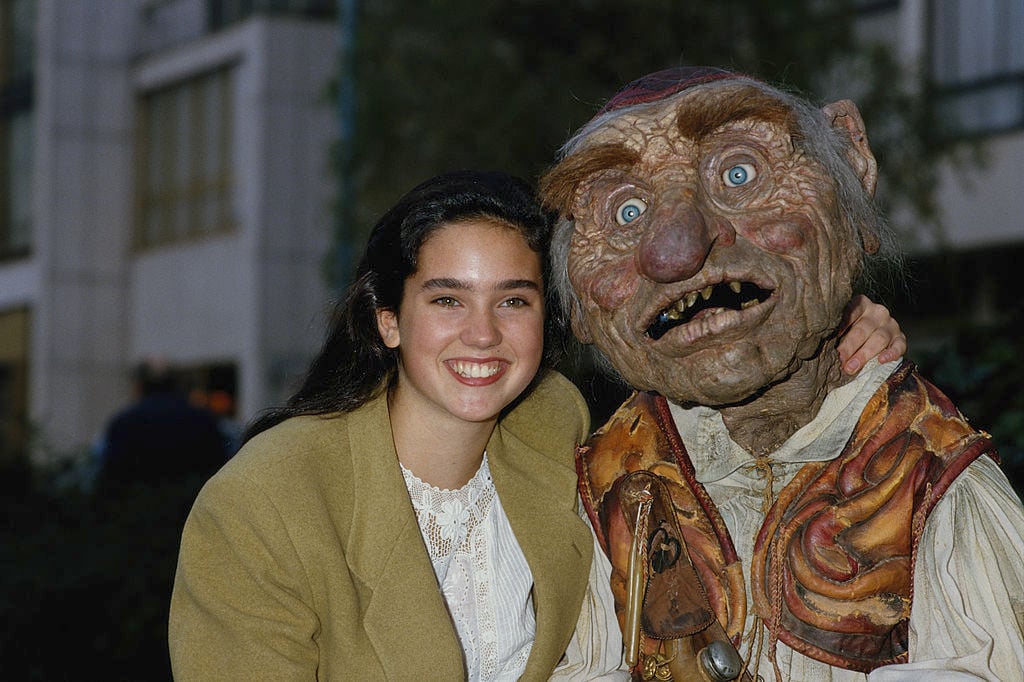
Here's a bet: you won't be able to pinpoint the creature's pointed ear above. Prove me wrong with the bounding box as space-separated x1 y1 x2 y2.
823 99 878 198
823 99 880 254
569 303 593 344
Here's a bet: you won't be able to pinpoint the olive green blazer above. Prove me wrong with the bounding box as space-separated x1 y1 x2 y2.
169 370 593 681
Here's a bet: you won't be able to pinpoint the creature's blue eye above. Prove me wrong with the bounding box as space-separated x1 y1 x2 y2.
723 163 756 187
615 198 648 225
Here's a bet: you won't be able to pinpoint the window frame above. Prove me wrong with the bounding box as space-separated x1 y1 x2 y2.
135 65 236 250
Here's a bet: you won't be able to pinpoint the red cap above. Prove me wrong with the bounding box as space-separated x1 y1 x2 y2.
596 66 742 116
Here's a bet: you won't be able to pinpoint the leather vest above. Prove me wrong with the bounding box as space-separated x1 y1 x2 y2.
577 361 995 673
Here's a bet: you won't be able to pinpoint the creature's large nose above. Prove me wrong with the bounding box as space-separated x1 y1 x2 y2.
635 204 733 283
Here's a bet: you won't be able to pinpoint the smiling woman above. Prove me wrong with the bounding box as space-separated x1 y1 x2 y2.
168 170 629 681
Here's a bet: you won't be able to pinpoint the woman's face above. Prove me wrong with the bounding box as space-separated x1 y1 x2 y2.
376 220 545 428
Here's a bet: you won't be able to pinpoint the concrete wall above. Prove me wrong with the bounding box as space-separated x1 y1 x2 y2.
30 0 141 458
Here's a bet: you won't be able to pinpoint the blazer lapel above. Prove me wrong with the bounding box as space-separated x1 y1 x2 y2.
344 394 465 679
488 425 594 678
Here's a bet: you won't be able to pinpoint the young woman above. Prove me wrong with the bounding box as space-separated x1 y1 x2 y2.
169 171 904 680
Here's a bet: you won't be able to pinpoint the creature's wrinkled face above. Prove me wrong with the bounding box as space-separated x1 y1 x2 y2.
564 85 861 406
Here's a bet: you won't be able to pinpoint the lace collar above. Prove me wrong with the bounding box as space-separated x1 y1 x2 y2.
401 453 496 559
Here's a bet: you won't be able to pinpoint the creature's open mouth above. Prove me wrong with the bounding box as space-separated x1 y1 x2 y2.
645 280 773 340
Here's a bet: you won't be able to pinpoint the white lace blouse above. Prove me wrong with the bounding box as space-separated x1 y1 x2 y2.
401 454 535 681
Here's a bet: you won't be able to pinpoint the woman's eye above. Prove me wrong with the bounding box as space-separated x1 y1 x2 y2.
615 198 647 225
500 297 528 308
723 163 756 187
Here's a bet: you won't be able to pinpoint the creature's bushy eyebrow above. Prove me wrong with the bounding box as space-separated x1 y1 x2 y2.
539 143 640 218
537 88 799 218
676 87 800 143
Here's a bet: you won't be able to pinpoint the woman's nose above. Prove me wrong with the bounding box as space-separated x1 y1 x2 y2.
461 310 501 347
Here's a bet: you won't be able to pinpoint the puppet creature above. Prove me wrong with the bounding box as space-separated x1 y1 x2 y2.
540 67 1024 681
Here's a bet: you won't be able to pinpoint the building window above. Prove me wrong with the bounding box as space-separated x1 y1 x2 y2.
930 0 1024 137
0 0 34 261
0 307 30 469
137 67 235 249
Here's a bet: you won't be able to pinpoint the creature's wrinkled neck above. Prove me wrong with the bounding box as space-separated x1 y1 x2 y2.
717 345 850 456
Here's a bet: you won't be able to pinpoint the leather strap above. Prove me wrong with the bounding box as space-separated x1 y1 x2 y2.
616 470 752 681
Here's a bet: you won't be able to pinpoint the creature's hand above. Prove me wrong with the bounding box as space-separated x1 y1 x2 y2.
837 294 906 374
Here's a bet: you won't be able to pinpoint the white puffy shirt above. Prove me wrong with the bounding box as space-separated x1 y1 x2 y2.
669 359 1024 681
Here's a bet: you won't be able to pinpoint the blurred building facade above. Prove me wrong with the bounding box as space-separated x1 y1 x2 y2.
0 0 1021 467
0 0 338 464
858 0 1023 339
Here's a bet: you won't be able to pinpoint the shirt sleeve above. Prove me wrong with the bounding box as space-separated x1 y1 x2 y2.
550 500 629 681
869 455 1024 681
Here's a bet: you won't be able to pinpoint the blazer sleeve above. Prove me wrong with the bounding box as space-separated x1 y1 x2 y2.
169 466 320 681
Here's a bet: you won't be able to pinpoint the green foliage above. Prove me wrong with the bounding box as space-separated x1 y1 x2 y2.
333 0 964 284
914 315 1024 499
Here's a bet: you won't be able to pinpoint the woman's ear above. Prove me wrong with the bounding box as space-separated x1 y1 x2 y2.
376 309 400 348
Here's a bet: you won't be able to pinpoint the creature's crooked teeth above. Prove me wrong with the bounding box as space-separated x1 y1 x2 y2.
650 280 772 339
452 361 500 378
669 281 745 315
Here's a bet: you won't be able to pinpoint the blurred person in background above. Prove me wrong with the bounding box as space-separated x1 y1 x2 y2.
96 359 228 493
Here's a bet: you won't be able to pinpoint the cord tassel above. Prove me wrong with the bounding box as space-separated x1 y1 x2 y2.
625 489 653 668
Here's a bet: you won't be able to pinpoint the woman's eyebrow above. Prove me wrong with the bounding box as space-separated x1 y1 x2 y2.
421 278 540 292
421 278 467 290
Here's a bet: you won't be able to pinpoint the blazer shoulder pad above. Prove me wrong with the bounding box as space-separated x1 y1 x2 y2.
501 370 590 450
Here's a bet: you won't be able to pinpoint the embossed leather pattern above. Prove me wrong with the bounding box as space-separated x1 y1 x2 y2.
577 361 995 673
577 391 747 672
751 362 995 671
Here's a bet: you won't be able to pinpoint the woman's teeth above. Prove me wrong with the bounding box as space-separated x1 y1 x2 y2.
450 361 501 378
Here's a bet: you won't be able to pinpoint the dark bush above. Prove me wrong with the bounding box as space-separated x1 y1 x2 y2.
0 468 206 681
